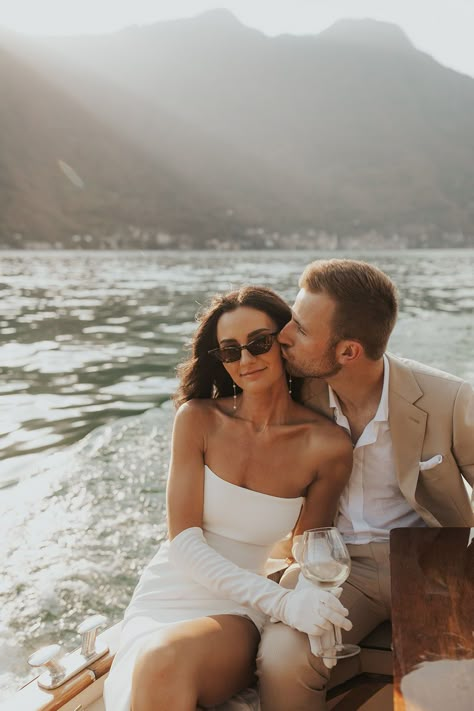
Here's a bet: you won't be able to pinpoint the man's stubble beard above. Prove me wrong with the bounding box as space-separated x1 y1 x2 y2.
283 345 342 380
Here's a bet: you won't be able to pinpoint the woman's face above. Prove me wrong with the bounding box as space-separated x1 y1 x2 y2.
215 306 286 392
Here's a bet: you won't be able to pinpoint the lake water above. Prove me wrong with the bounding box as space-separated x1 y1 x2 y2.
0 249 473 700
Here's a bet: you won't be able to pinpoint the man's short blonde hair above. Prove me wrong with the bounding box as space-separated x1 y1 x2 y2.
300 259 398 360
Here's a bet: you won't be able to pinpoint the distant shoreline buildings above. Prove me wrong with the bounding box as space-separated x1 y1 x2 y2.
2 227 472 251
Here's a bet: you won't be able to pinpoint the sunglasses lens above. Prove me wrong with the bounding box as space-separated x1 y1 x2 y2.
215 348 241 363
247 334 273 356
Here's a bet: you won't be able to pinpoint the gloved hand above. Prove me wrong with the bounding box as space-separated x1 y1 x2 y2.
276 583 351 636
309 629 338 669
169 527 351 637
295 573 339 668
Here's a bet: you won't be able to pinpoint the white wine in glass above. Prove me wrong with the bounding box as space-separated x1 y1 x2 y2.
302 559 350 589
302 527 360 659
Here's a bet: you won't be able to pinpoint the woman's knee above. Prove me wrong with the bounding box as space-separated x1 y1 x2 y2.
132 640 196 708
134 640 178 682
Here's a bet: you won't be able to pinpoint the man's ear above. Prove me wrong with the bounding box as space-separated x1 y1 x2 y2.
337 340 363 362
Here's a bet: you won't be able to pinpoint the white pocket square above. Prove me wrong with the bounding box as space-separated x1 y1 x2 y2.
419 455 443 471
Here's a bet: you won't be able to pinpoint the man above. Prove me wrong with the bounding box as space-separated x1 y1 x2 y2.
257 258 474 711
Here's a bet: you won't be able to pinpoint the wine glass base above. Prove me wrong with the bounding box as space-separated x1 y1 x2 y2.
321 643 361 659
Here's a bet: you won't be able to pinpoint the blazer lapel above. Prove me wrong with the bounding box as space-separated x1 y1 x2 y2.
387 354 440 523
389 392 426 500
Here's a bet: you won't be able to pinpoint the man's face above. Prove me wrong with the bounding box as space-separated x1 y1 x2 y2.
278 288 342 379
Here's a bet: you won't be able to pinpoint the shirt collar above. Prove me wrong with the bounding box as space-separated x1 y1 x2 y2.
374 354 389 422
328 354 390 423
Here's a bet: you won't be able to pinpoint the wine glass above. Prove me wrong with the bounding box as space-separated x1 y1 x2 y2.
301 527 360 659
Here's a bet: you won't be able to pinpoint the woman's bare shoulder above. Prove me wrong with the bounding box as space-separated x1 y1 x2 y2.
173 400 218 449
175 397 233 422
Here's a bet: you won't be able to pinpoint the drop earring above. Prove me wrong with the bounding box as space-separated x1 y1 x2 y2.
288 375 292 396
233 382 237 410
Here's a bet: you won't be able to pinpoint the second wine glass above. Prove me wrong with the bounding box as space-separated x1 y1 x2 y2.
301 527 360 659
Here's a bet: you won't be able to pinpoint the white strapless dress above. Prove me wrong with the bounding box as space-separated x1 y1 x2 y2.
104 465 303 711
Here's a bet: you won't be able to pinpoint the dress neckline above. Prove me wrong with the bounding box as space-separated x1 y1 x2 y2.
205 465 304 503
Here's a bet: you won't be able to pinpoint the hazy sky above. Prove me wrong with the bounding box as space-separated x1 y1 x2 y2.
1 1 473 78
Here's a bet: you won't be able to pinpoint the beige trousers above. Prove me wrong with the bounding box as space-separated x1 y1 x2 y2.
256 542 391 711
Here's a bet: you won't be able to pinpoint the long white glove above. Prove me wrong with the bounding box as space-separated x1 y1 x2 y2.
169 527 351 637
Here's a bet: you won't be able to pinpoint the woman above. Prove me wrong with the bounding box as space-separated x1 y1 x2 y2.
104 286 353 711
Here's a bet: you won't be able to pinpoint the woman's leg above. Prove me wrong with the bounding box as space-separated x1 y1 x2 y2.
131 614 260 711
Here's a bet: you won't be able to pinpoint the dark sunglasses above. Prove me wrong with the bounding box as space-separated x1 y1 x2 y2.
208 331 279 363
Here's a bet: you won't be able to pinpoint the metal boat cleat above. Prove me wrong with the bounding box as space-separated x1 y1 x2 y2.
77 614 108 659
28 644 66 689
28 614 108 689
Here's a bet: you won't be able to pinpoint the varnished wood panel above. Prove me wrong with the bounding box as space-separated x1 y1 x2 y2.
390 528 474 711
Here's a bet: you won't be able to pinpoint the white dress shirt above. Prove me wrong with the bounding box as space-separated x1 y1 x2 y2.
330 355 426 544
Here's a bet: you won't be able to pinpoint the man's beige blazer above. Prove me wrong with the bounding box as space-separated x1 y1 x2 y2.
301 353 474 527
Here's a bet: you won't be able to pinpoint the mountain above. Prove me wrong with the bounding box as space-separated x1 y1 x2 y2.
0 43 245 247
1 12 474 248
317 18 415 51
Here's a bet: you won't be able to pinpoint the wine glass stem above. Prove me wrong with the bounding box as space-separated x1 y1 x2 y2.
330 584 346 651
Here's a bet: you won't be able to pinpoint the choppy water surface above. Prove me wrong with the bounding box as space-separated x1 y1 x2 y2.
0 249 473 699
